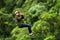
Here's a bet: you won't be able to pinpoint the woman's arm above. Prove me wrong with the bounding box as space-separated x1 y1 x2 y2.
21 15 24 19
20 12 24 19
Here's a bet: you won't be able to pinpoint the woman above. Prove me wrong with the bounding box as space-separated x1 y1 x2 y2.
15 11 33 36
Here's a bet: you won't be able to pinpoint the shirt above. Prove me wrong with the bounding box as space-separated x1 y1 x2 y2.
15 15 24 26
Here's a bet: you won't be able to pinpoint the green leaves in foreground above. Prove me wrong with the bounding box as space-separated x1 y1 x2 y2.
11 27 31 40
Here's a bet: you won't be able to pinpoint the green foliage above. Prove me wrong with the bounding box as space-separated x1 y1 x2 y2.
0 0 60 40
0 11 15 38
11 27 31 40
41 12 57 20
44 35 55 40
0 0 5 8
16 0 25 8
5 0 16 12
26 4 47 24
32 20 50 40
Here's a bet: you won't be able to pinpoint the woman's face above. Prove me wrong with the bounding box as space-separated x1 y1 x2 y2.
15 12 20 16
15 11 20 16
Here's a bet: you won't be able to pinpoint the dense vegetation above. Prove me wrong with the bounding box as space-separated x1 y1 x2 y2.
0 0 60 40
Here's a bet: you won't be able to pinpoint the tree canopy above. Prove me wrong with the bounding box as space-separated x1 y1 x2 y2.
0 0 60 40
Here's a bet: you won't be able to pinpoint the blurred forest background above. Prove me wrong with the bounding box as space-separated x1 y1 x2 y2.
0 0 60 40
